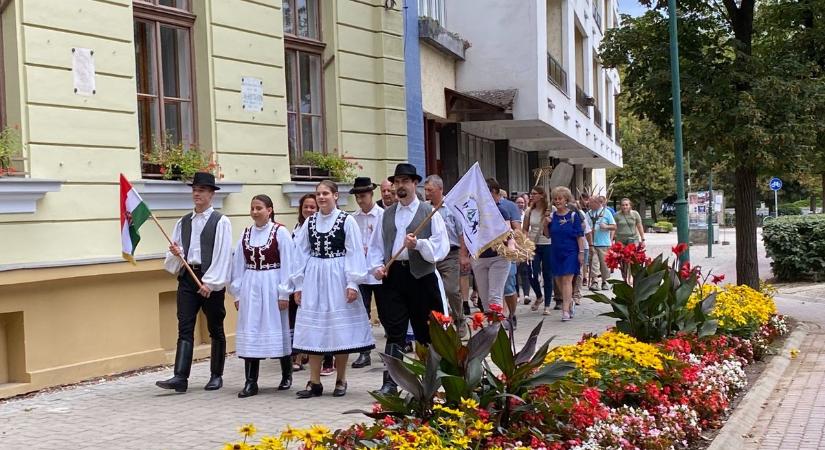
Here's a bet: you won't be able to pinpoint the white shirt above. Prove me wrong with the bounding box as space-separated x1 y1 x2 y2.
352 203 384 284
367 197 450 274
164 206 233 291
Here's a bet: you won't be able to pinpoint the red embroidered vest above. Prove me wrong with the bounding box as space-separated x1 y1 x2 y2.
241 223 282 270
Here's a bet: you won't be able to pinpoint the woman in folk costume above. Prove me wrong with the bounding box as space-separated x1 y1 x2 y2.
291 180 374 399
229 194 296 398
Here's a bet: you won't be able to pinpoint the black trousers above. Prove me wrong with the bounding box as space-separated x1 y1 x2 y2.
378 262 443 346
177 269 226 345
358 283 384 320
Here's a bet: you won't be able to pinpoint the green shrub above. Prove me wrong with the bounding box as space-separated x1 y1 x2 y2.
763 215 825 281
777 204 802 216
653 221 674 232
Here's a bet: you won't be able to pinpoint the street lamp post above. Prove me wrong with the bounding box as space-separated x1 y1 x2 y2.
668 0 690 264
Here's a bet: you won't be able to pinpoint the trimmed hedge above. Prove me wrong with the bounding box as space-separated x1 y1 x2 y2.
653 221 674 232
763 214 825 281
777 204 802 216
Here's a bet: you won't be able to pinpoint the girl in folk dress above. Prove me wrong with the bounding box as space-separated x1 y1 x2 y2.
229 195 296 398
291 180 374 399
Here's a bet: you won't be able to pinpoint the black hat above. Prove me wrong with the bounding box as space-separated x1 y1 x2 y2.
349 177 378 194
388 163 422 183
187 172 221 191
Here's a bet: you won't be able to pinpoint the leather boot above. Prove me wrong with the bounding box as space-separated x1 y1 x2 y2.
156 340 193 393
238 358 260 398
277 355 292 390
351 351 371 368
374 343 401 395
204 339 225 391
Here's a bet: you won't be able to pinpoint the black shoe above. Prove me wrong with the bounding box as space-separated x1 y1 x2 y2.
333 380 347 397
278 356 292 390
374 371 398 396
296 382 323 399
553 302 562 310
463 302 471 316
204 339 226 391
238 358 260 398
156 340 193 393
351 352 371 368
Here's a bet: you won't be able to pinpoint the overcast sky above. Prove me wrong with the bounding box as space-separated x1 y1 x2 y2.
618 0 648 17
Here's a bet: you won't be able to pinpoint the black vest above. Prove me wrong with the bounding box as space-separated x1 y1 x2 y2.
382 202 434 279
181 211 223 272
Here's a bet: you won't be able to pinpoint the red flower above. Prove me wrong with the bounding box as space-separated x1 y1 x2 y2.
711 274 725 285
679 262 693 280
431 311 452 326
471 312 485 330
672 242 689 256
382 416 395 426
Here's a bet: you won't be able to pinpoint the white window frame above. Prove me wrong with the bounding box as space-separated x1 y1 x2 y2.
418 0 446 26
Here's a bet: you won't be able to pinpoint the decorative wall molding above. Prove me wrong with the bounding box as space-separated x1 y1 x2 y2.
0 178 62 214
130 180 243 211
282 181 354 208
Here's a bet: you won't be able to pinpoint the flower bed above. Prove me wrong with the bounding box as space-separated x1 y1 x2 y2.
222 245 790 450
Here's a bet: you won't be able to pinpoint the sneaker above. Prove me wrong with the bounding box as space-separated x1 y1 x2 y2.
590 284 600 291
601 283 610 291
561 312 571 322
543 307 551 316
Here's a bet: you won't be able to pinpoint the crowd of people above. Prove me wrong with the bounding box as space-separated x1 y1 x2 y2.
154 167 647 399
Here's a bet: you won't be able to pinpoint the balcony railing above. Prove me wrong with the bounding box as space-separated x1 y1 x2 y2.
547 53 568 94
606 121 614 139
575 85 590 117
594 106 602 129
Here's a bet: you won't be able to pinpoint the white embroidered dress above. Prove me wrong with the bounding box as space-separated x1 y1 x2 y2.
229 222 294 358
291 208 375 354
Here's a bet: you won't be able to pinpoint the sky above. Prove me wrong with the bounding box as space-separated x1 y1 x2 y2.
618 0 648 18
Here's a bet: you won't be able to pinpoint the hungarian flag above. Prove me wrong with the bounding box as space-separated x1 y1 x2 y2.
120 174 151 264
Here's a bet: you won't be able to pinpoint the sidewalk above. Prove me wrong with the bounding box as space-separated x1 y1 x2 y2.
0 301 615 450
742 284 825 450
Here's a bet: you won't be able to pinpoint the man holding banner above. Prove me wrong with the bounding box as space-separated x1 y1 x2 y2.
156 172 233 393
368 163 450 396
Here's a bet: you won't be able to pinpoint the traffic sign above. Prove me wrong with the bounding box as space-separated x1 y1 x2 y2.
769 177 783 191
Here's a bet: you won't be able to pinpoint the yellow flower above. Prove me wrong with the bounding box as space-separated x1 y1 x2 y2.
309 424 332 442
279 425 298 441
690 284 777 331
791 348 800 359
256 436 285 450
433 404 464 417
238 424 257 438
460 397 479 410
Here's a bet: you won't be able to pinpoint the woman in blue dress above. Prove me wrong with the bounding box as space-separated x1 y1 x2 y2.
544 186 585 322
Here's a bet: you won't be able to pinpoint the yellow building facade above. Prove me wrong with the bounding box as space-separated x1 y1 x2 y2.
0 0 407 398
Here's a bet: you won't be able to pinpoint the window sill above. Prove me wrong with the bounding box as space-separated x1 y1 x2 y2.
418 17 468 61
130 179 243 211
0 178 63 214
282 181 354 207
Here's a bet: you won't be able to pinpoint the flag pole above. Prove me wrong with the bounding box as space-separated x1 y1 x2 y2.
385 200 443 271
149 213 204 290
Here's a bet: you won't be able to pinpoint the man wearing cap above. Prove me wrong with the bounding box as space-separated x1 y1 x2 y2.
368 163 450 395
156 172 233 393
349 177 384 369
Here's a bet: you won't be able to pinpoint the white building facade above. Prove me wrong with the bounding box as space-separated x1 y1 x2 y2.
419 0 622 195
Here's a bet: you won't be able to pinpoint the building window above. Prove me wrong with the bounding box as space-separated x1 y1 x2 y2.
133 1 196 177
458 131 495 179
508 149 530 194
418 0 446 26
283 0 325 166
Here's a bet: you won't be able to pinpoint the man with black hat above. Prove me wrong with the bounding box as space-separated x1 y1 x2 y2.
367 163 449 395
156 172 233 393
349 177 384 369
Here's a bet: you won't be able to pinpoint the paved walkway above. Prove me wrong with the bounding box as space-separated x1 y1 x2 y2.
0 230 776 449
744 284 825 450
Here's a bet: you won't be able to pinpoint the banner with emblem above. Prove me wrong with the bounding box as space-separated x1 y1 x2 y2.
443 162 510 258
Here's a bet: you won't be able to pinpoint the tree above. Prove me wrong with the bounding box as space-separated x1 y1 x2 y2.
608 110 675 222
601 0 821 288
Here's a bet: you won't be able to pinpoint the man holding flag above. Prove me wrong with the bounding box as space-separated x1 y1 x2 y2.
152 172 233 393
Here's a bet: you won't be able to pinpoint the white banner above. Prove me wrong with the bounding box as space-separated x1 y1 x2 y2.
443 162 509 258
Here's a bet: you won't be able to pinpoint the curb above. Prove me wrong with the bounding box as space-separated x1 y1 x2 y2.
706 323 809 450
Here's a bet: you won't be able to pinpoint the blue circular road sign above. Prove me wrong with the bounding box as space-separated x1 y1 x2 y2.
769 177 783 191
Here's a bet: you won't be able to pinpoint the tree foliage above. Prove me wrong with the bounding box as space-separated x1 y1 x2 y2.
600 0 824 287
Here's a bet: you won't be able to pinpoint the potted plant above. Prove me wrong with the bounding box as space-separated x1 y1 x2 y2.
0 125 23 177
292 150 361 183
147 136 219 182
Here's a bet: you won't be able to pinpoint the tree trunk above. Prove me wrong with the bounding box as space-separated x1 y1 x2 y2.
811 195 817 214
821 172 825 214
735 164 760 288
638 198 647 220
652 200 659 222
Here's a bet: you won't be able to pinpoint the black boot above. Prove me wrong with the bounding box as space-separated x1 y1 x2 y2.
278 355 292 390
376 371 398 396
204 339 225 391
238 358 260 398
351 351 371 368
296 381 323 399
156 340 193 393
